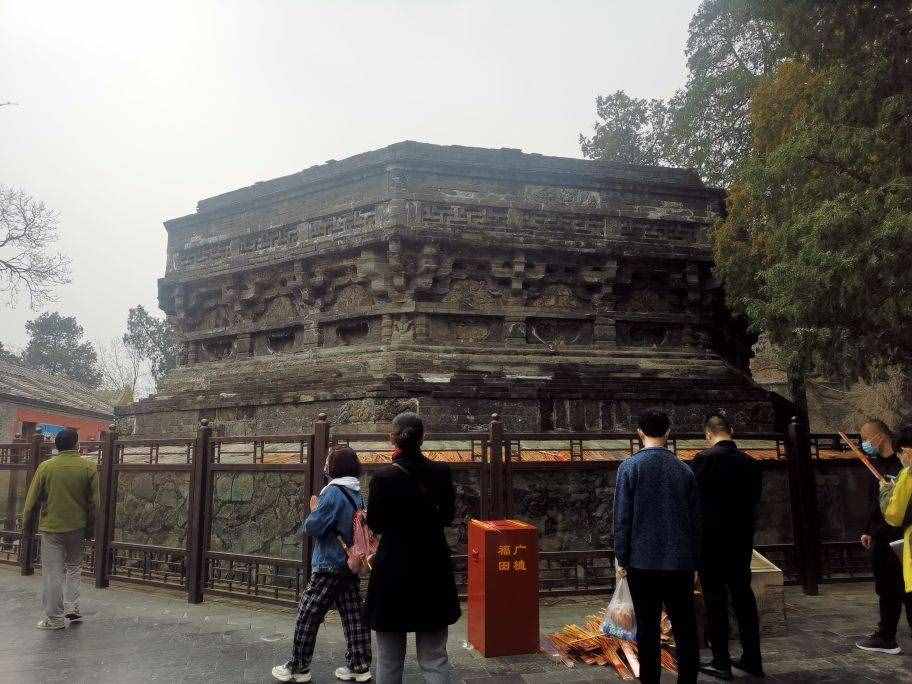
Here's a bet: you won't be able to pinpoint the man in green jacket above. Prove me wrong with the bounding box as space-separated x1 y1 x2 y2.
22 428 98 630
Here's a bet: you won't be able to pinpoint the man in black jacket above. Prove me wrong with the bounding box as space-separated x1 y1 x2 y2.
691 413 763 680
855 419 910 655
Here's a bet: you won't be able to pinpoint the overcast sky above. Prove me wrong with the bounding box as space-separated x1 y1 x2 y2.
1 0 699 352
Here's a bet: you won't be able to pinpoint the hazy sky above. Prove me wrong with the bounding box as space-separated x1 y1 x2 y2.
1 0 700 351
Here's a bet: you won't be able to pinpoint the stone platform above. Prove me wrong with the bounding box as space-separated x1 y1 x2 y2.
1 566 910 682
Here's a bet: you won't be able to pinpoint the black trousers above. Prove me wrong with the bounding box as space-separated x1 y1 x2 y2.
700 558 762 670
872 539 912 640
627 568 698 684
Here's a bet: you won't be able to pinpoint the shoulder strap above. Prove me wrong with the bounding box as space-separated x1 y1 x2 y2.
391 460 439 515
332 484 362 511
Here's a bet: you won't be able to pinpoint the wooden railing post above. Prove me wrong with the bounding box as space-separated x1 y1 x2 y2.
94 425 117 588
187 419 212 604
785 415 820 595
19 433 45 575
488 414 505 519
312 413 330 496
304 413 330 580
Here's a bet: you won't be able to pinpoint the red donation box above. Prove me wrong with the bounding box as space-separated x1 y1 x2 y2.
467 519 539 657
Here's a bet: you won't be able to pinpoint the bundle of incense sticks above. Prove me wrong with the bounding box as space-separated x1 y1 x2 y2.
546 608 677 680
838 431 885 481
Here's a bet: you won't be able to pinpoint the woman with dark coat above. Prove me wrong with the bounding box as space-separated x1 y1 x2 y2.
367 412 460 683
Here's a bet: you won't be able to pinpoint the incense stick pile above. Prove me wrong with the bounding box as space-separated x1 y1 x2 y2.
546 609 678 680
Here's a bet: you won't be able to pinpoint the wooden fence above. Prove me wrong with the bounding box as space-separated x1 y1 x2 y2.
0 414 873 606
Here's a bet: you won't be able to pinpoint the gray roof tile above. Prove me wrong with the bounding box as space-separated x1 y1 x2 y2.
0 359 113 417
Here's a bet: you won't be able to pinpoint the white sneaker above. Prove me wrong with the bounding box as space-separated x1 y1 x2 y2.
36 618 66 630
335 666 372 682
271 662 311 682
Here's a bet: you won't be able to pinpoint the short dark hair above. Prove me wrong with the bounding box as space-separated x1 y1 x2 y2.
326 445 361 478
55 428 79 451
704 412 733 435
391 412 424 451
895 426 912 449
862 418 894 438
637 410 670 438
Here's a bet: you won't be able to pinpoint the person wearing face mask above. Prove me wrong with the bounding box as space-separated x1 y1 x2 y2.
855 419 910 655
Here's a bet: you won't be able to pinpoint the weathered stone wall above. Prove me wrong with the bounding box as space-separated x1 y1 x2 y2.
124 393 773 438
100 453 871 583
508 459 871 556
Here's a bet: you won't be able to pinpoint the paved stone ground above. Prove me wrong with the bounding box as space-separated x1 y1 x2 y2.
1 567 911 683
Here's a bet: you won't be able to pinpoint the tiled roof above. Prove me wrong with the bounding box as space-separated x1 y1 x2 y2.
0 359 113 418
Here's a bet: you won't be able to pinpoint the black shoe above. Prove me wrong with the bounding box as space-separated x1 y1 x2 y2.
732 657 766 677
699 661 733 680
65 612 83 623
855 632 901 655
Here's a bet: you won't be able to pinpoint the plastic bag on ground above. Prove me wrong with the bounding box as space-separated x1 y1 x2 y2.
601 567 636 641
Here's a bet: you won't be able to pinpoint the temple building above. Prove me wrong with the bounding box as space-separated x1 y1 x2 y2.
120 142 775 436
0 360 113 442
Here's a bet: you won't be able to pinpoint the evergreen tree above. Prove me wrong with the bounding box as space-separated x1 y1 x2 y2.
123 305 179 387
21 312 102 387
580 0 785 186
716 0 912 385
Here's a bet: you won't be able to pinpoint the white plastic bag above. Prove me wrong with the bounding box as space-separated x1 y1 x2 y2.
601 565 636 641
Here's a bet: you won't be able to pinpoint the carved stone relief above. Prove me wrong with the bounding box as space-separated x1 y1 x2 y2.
162 232 735 366
233 334 252 357
389 317 415 344
330 284 376 315
264 327 296 355
523 185 602 209
322 317 380 347
617 322 681 348
442 279 498 310
490 254 547 301
529 319 593 347
200 338 234 362
616 270 683 314
530 284 583 310
429 316 503 345
259 295 297 326
505 319 527 343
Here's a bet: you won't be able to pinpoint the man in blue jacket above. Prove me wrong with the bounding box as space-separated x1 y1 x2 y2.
614 410 699 684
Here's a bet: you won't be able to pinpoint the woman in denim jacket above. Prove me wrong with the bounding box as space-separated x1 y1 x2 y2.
273 446 372 683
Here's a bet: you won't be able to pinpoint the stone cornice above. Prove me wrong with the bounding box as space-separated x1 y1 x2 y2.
164 141 722 234
159 212 715 286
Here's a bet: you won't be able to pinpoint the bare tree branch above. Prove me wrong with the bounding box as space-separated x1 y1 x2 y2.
0 186 71 308
96 338 149 403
